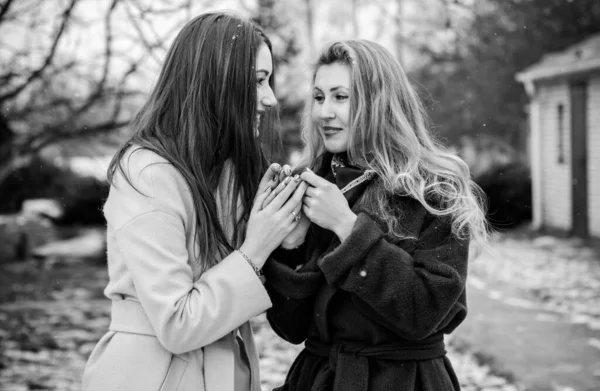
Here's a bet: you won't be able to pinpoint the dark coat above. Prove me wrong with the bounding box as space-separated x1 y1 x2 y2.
263 166 470 391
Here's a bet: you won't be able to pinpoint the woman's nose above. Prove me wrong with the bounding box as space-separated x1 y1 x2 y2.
317 100 334 119
260 87 277 109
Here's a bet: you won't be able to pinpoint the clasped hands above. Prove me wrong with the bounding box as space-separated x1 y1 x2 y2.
256 163 358 249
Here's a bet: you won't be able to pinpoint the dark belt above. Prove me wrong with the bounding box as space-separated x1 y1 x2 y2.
304 334 446 391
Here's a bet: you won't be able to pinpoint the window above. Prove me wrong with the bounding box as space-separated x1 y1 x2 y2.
557 103 565 164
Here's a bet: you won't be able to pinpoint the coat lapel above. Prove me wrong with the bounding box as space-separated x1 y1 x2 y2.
239 322 262 391
203 334 234 391
203 323 261 391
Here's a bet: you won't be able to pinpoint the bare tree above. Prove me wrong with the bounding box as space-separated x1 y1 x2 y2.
304 0 316 60
366 0 478 67
0 0 202 186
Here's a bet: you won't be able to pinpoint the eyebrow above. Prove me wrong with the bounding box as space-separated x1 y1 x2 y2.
313 86 349 92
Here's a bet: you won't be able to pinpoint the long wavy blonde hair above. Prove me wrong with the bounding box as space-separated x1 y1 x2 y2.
299 40 488 251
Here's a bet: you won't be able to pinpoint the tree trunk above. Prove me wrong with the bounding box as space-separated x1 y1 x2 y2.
0 113 15 186
304 0 316 60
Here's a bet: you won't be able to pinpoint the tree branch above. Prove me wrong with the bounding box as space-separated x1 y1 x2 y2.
0 0 79 102
0 0 15 23
0 0 203 187
67 0 119 122
0 118 128 185
32 120 130 154
123 0 169 63
128 0 194 16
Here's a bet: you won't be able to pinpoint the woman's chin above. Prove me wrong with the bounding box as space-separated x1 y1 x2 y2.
323 143 348 154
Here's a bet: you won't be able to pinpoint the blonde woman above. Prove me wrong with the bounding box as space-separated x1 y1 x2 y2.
263 40 488 391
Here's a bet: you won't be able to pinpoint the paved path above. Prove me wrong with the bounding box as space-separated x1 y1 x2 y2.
455 277 600 391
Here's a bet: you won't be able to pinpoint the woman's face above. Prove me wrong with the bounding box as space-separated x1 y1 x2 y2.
255 42 277 137
311 63 351 154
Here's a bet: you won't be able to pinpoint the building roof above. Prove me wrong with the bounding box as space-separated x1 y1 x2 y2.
516 33 600 89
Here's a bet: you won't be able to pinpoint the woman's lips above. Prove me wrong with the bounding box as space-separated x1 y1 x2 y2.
323 126 342 135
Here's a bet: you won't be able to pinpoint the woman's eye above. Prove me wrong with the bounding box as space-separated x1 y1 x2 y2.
313 95 324 103
336 95 348 101
257 78 266 86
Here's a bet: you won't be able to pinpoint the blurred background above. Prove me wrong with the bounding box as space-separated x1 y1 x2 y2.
1 0 599 390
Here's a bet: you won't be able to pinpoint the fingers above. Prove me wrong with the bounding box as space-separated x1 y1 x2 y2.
292 203 302 216
291 166 311 176
301 204 314 224
302 195 312 208
269 175 302 211
261 164 292 209
261 190 277 210
305 185 317 198
284 181 309 211
252 186 273 213
300 170 328 188
257 163 281 196
302 204 309 215
289 206 302 224
286 199 304 227
262 175 290 209
278 164 292 183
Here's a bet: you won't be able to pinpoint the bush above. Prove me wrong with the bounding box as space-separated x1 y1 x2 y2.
0 158 64 214
475 161 532 230
0 158 108 225
58 175 109 226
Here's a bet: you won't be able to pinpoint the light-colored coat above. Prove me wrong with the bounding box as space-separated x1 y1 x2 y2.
82 148 272 391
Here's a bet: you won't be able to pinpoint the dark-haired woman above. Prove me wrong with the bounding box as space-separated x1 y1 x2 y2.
82 12 307 391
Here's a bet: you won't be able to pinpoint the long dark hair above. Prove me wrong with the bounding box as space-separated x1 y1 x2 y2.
107 12 280 272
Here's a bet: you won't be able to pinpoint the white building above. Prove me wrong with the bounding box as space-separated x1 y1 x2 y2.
517 34 600 238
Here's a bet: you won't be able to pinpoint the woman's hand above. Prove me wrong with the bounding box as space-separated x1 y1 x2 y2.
262 165 310 249
241 175 308 268
280 213 311 249
278 164 292 182
255 163 282 202
261 164 292 209
300 170 357 242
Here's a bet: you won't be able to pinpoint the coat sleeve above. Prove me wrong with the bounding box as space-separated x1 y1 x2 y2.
319 212 469 341
109 154 271 355
263 246 323 344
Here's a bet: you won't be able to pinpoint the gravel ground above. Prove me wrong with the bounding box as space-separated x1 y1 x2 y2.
0 258 522 391
0 301 520 391
7 227 596 390
470 230 600 328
